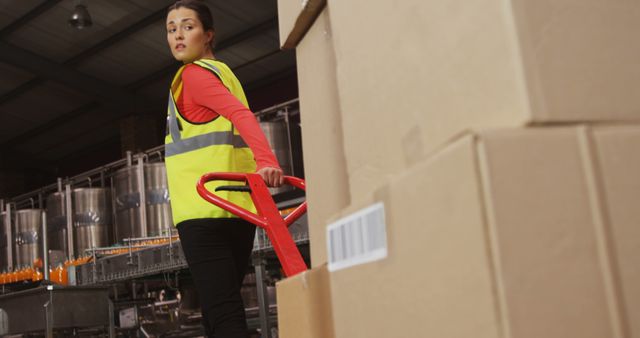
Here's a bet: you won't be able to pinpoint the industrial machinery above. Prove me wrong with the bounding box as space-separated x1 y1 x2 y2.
114 159 174 243
73 187 113 256
0 99 304 338
13 208 43 271
0 204 13 273
46 191 68 257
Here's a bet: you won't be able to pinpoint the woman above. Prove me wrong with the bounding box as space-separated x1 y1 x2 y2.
164 1 283 337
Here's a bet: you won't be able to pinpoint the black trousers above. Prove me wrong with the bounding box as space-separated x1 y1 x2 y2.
177 218 256 338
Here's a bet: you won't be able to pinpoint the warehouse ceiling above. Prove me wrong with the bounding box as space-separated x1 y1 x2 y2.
0 0 295 182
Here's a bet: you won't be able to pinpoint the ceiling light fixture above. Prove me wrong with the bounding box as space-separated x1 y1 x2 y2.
68 4 93 29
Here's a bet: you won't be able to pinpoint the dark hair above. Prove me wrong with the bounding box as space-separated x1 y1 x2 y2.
168 0 215 47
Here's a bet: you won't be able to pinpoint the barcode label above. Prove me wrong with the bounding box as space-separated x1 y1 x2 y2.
327 203 388 272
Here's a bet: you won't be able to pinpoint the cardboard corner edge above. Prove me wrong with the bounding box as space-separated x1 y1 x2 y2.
279 0 327 49
276 264 335 338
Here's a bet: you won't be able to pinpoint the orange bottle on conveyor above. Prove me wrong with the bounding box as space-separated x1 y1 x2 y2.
54 264 67 285
24 267 33 282
15 268 23 282
31 268 43 282
60 265 68 285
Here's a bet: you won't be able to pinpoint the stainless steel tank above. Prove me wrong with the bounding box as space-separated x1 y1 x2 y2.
114 166 145 242
73 188 112 256
144 163 173 237
260 121 293 194
45 192 68 255
0 211 12 272
114 164 174 243
13 209 43 269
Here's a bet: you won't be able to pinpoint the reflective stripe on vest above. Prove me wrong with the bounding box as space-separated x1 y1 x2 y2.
165 91 247 157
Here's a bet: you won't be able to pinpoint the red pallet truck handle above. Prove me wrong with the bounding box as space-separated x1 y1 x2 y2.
196 172 308 277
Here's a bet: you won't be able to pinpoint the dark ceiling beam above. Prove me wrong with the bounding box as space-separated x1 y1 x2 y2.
1 102 101 149
126 61 178 90
233 49 282 71
0 3 173 107
33 119 119 156
66 4 172 66
0 78 40 106
0 0 62 39
216 17 278 50
0 41 137 107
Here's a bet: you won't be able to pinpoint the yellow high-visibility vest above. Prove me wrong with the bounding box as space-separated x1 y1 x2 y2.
164 59 256 225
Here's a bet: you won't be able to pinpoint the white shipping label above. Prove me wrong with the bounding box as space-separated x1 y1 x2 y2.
327 202 388 272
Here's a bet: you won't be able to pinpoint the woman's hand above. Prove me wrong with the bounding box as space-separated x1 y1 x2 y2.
257 167 284 187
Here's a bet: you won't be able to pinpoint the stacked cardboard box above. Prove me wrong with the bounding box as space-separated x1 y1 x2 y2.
328 126 640 338
275 0 640 337
327 0 640 201
275 265 334 338
279 2 350 267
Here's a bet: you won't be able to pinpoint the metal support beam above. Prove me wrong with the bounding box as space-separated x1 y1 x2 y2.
0 1 62 39
0 41 137 107
0 78 40 106
216 18 278 50
1 102 100 149
253 255 272 338
232 49 281 71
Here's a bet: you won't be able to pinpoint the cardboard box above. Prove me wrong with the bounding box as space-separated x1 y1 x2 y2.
296 8 350 267
276 264 334 338
277 0 326 49
591 126 640 337
327 126 638 338
325 0 640 200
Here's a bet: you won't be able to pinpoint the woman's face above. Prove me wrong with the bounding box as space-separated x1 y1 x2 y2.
166 7 213 63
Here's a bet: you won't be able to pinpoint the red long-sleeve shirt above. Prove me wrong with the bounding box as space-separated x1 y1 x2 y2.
176 64 280 170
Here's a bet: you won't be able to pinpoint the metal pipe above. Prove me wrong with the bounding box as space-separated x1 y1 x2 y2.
253 256 271 338
57 178 62 193
87 177 92 188
151 150 163 162
0 199 4 213
108 299 116 338
137 154 148 238
44 299 53 338
42 210 49 281
5 203 13 271
123 234 178 242
65 183 74 259
283 107 296 177
126 151 133 167
110 175 117 243
253 98 299 118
